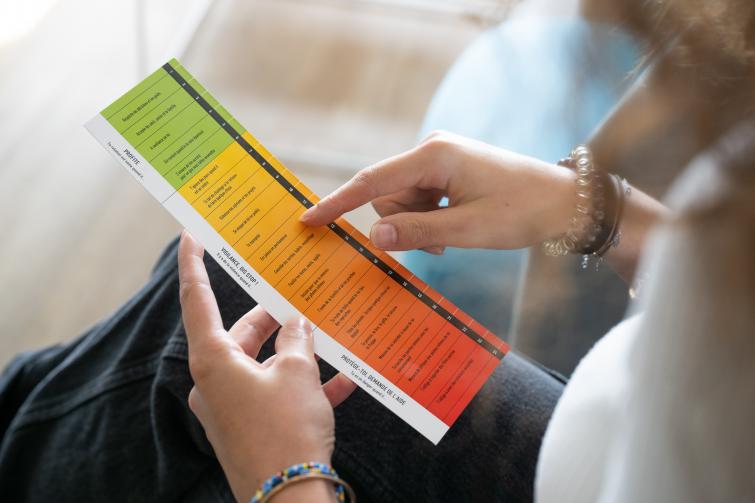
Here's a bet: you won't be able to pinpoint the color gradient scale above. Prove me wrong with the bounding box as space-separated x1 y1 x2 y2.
85 59 509 444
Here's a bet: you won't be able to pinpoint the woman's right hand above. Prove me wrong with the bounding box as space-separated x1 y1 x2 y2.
299 131 576 253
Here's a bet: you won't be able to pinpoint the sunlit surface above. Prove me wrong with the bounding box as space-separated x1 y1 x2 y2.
0 0 59 46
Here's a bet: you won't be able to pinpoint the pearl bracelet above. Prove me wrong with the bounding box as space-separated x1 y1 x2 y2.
543 145 604 256
543 145 629 264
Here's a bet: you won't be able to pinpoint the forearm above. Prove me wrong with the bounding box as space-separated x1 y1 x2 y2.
602 183 668 282
581 55 696 283
545 158 667 284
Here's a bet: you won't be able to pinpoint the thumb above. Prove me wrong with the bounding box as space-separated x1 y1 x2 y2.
274 317 314 357
369 208 463 251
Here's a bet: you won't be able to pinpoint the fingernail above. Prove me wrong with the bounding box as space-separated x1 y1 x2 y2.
299 205 317 223
424 246 445 255
297 317 311 332
288 317 312 338
371 223 397 249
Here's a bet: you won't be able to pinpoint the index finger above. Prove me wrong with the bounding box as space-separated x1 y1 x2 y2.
178 230 224 352
299 149 427 226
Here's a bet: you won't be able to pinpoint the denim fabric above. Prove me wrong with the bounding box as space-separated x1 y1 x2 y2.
0 237 563 502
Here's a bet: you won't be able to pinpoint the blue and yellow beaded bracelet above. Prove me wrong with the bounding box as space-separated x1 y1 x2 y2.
250 462 355 503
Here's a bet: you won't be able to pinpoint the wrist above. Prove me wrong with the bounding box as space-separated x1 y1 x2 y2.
245 460 353 503
236 446 332 498
543 145 634 260
542 163 578 240
267 479 336 503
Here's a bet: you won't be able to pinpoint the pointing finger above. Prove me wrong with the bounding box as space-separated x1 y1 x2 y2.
299 149 431 226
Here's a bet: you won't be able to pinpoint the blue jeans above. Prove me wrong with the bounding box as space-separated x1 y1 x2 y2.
0 237 563 502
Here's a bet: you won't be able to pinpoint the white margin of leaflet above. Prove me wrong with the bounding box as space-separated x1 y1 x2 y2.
84 113 448 444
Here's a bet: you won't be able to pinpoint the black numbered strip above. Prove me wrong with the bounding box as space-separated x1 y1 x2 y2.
163 62 503 359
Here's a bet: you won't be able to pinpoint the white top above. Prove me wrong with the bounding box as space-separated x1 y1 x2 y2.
535 131 755 501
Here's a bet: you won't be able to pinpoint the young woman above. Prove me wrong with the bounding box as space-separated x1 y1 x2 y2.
175 0 755 501
1 0 753 501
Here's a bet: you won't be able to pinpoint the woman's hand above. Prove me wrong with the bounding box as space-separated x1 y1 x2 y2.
178 231 356 502
300 131 577 253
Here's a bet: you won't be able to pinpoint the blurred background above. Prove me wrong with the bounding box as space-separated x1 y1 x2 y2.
1 0 638 374
0 0 519 367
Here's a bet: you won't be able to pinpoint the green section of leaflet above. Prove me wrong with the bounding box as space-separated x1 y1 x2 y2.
163 124 232 188
170 60 245 134
102 58 244 190
101 66 167 122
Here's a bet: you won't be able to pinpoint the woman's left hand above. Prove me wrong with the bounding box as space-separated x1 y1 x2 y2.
178 231 356 502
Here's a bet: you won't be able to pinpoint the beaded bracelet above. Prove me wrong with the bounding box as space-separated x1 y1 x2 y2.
250 462 356 503
543 145 630 266
543 145 604 257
